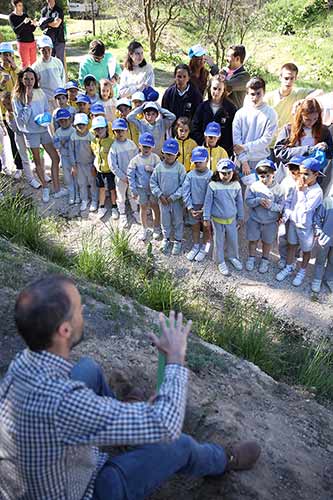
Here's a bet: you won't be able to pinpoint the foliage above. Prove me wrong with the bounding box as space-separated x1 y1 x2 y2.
297 341 333 399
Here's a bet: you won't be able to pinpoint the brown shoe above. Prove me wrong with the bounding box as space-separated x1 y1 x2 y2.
226 441 261 471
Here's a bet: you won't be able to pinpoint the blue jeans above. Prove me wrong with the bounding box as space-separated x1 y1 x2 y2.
71 357 228 500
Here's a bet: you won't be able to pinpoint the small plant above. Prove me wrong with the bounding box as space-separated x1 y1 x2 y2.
139 272 184 313
74 232 111 283
297 341 333 399
109 228 140 267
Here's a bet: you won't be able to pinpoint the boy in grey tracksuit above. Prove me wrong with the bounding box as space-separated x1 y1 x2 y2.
312 188 333 293
245 159 284 273
53 109 76 204
150 138 186 255
68 113 98 211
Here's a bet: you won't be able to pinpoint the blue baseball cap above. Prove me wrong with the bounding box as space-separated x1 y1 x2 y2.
54 87 67 97
65 80 79 90
143 86 159 102
301 157 324 174
139 133 155 148
0 42 14 54
191 146 209 163
188 44 206 58
287 155 304 166
216 159 236 172
92 116 108 129
162 138 179 155
76 94 91 104
204 121 221 137
34 112 52 127
90 103 105 115
112 118 128 130
73 113 89 125
255 159 276 172
55 108 71 121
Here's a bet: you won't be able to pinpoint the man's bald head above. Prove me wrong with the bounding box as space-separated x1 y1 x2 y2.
15 275 76 351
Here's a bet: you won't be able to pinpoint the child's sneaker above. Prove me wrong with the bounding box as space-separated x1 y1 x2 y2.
139 228 148 241
80 200 88 212
230 258 243 271
111 207 119 220
195 249 207 262
218 262 230 276
172 241 182 255
186 245 200 261
277 258 286 270
14 170 22 180
42 187 50 203
69 196 75 205
97 207 107 219
54 188 68 199
326 281 333 293
276 265 293 282
292 268 306 287
75 195 81 205
119 214 128 228
29 178 41 189
311 279 322 293
90 200 98 212
132 211 141 224
153 226 162 239
44 174 52 183
161 239 171 254
258 258 269 274
245 256 255 272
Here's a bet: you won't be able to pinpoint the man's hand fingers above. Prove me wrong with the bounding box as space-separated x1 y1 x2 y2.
183 319 192 338
176 311 183 332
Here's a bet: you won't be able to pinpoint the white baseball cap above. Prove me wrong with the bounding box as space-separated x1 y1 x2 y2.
38 35 53 49
116 98 131 109
73 113 89 126
132 91 145 102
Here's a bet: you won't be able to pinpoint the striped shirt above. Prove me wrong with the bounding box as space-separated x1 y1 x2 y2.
0 349 188 499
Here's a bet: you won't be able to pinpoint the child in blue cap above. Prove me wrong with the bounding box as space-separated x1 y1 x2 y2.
245 159 284 273
203 159 243 275
65 81 79 109
53 108 77 206
203 122 228 172
127 133 161 240
108 118 139 227
276 157 323 286
312 184 333 293
150 138 186 255
52 87 75 132
183 146 212 261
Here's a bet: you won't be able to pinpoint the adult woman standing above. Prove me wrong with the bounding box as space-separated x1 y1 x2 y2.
119 41 155 98
9 0 37 68
188 44 218 97
12 67 63 202
191 74 237 156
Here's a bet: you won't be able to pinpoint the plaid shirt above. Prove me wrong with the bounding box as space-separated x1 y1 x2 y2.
0 349 188 500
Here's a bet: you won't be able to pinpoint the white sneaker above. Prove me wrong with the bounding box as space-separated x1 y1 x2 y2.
97 207 107 219
29 178 41 189
218 262 230 276
119 214 128 228
80 200 88 212
311 279 322 293
89 200 98 212
195 249 207 262
139 228 148 241
161 239 171 254
111 207 119 220
326 281 333 293
153 227 162 239
276 265 293 282
258 258 269 274
1 166 12 176
230 257 243 271
69 197 75 205
186 246 200 261
132 211 141 224
54 188 68 199
278 258 286 270
172 241 182 255
44 174 52 183
14 170 22 180
42 187 50 203
292 269 306 287
245 256 255 272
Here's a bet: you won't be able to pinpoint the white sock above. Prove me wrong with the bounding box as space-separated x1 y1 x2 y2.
204 242 211 253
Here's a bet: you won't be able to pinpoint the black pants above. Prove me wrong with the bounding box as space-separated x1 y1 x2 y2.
4 121 23 170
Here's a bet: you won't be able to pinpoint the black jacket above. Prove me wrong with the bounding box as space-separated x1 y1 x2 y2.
161 83 203 121
190 98 237 156
40 3 65 44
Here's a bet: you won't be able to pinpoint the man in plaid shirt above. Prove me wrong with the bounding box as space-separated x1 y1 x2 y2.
0 275 260 499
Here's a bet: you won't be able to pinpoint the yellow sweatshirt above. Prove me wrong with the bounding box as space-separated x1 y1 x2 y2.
190 145 228 172
177 137 197 172
91 134 113 173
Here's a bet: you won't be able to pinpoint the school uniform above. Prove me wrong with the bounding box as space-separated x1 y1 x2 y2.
69 129 98 203
53 125 76 198
108 139 138 215
177 138 197 172
313 194 333 282
183 168 212 224
203 181 244 263
278 174 297 259
245 180 284 245
150 160 186 241
52 105 76 131
127 152 160 205
162 82 203 120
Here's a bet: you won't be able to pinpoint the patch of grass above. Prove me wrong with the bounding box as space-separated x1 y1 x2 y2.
74 231 111 282
139 271 184 313
297 341 333 399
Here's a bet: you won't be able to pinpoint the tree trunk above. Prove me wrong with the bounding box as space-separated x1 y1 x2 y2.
150 31 157 61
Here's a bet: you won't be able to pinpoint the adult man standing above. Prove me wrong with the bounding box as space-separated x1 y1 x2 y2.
78 39 122 86
39 0 65 64
221 44 250 109
0 275 260 499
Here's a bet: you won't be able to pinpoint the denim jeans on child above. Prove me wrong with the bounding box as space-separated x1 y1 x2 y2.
70 357 228 500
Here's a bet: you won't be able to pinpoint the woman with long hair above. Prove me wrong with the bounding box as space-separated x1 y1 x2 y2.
191 74 237 156
274 98 332 186
119 41 155 98
12 67 62 202
8 0 37 68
